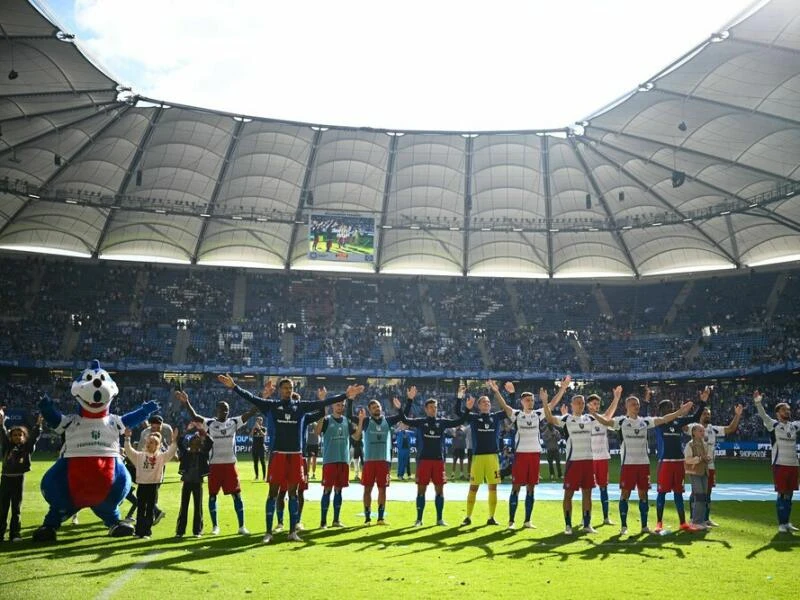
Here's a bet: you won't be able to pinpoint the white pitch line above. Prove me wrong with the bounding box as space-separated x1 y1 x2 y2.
95 550 162 600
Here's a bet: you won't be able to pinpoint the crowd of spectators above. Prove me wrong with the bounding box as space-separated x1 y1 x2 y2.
1 254 799 374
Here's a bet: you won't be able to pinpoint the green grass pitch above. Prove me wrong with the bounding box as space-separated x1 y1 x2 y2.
0 457 796 599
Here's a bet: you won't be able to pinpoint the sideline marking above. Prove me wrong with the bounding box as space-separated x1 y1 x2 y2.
96 550 162 600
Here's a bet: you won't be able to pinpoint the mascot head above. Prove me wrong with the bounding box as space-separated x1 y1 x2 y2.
71 359 118 418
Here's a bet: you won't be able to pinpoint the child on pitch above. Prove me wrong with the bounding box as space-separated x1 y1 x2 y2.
0 409 42 542
124 427 178 538
684 424 713 531
176 417 213 537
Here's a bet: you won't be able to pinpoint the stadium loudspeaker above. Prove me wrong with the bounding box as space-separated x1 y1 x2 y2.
136 169 143 186
671 171 685 188
585 194 592 209
618 191 624 201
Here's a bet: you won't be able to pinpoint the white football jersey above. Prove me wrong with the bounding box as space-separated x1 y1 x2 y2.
555 414 596 461
612 416 657 465
762 419 800 467
57 414 126 458
590 422 611 460
204 416 245 464
510 409 544 453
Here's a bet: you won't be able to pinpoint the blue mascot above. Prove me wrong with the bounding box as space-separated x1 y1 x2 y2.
32 360 159 541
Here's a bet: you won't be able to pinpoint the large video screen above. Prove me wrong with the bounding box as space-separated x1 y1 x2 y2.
308 214 376 263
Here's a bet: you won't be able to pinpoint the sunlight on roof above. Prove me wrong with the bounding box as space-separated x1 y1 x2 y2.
0 245 91 258
642 263 736 277
745 254 800 268
99 253 191 265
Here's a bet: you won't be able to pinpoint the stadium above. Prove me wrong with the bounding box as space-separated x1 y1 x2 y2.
0 0 799 598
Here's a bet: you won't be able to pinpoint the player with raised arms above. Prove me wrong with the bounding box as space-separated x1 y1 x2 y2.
652 387 707 533
316 394 365 528
458 380 510 526
754 390 800 533
175 391 259 536
494 379 570 530
218 374 364 543
586 387 622 526
543 376 605 535
400 384 473 527
361 396 403 525
590 394 692 535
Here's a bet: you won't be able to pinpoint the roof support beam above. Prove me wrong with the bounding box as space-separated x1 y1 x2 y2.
0 99 119 125
727 36 800 59
39 104 132 190
748 207 800 235
461 136 474 276
0 88 117 99
725 213 740 264
541 135 554 277
285 128 322 269
192 118 244 263
0 198 30 239
0 103 122 161
583 140 739 266
586 133 776 209
651 87 800 130
587 125 791 184
92 105 164 259
569 136 640 278
375 134 399 272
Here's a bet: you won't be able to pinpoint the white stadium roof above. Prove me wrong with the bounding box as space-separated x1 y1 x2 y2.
1 0 799 278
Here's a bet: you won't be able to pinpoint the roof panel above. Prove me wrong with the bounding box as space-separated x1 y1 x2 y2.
1 0 800 278
196 220 292 269
99 211 203 263
0 201 106 256
552 231 633 277
467 230 548 277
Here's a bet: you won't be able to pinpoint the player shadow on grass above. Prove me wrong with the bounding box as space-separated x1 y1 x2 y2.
496 529 731 562
745 533 800 559
0 528 267 585
384 524 511 560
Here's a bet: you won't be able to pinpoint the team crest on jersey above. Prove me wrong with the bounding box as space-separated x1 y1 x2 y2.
634 429 640 435
91 430 100 440
284 414 291 420
579 423 584 429
484 423 489 429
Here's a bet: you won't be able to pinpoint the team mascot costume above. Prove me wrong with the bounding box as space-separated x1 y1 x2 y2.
32 360 159 541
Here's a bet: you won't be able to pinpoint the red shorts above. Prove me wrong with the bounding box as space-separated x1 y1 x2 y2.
563 459 595 491
208 463 241 496
416 459 447 486
512 452 541 486
268 452 306 488
708 468 716 489
657 461 685 493
593 458 610 488
322 463 350 489
620 464 651 492
773 465 799 495
361 461 390 488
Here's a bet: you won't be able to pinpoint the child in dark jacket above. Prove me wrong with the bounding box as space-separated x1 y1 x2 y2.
0 409 42 542
176 418 213 537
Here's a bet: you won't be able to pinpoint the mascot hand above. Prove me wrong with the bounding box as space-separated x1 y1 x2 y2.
39 393 62 427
